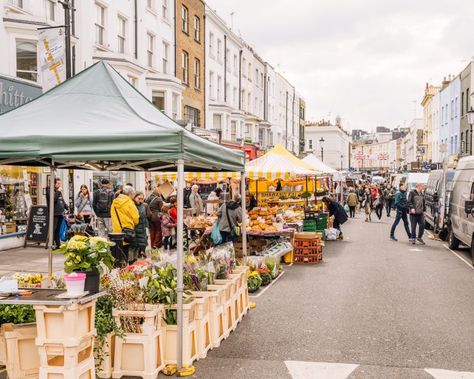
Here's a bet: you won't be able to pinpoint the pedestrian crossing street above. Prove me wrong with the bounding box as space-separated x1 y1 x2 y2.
285 361 474 378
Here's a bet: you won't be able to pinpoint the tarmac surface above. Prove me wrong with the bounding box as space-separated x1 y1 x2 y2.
186 211 474 378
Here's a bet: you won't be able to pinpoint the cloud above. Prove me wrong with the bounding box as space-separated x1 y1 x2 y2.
206 0 474 131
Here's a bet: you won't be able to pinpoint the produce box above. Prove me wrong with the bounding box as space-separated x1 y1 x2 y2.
4 222 16 234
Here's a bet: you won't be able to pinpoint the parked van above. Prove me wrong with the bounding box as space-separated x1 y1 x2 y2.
391 173 429 191
424 169 455 238
448 156 474 264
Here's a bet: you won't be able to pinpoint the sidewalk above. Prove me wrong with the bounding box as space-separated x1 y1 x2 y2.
0 247 65 277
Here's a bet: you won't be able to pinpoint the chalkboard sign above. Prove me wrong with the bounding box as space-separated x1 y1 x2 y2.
24 205 49 247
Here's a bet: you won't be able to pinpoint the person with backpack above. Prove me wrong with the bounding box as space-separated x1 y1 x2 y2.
146 185 164 248
390 183 412 242
217 195 243 243
93 179 114 237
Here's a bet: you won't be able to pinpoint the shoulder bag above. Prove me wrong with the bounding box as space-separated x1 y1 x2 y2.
114 207 136 244
225 205 240 240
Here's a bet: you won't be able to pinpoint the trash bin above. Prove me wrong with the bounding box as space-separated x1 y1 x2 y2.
108 233 128 267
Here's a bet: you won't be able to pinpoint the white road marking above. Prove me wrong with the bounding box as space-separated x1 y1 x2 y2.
285 361 359 379
442 245 474 270
409 248 423 252
249 271 286 298
425 368 474 378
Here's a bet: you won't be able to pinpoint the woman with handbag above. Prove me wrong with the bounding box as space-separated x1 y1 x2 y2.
74 185 94 225
217 195 242 243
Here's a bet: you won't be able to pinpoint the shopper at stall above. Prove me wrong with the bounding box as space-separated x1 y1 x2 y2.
362 187 373 222
207 188 222 214
346 188 358 218
146 185 164 249
93 179 114 237
161 204 176 252
190 184 204 216
46 178 69 249
408 183 426 245
111 185 139 259
217 194 243 243
183 182 192 208
74 185 94 225
384 184 395 217
322 196 348 239
374 188 384 222
128 191 149 262
389 183 412 242
169 196 178 223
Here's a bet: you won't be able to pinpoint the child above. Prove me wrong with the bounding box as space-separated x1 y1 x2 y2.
161 204 176 252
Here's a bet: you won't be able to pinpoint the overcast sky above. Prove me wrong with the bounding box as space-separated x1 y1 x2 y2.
206 0 474 131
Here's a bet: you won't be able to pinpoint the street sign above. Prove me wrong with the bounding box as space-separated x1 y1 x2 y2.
417 146 426 155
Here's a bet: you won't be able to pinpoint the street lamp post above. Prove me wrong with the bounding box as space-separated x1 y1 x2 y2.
467 107 474 155
319 137 325 162
340 154 343 170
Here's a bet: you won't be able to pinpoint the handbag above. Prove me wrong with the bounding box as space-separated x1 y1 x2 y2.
211 222 223 245
343 203 350 212
114 207 136 244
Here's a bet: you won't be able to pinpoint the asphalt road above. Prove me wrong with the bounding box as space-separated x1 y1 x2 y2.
185 211 474 379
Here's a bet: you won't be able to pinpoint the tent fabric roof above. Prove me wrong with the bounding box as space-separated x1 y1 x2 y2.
0 61 244 172
245 144 320 180
301 154 338 174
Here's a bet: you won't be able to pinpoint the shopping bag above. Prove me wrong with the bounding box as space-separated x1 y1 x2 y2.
325 227 340 241
344 203 350 212
59 218 68 242
211 222 223 245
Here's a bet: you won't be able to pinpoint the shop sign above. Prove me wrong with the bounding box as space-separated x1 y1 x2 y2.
0 76 41 114
38 27 66 91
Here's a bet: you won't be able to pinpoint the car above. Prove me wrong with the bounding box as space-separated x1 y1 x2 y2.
424 169 455 239
448 156 474 265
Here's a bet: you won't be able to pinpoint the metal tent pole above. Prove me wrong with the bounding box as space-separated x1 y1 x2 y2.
176 159 185 370
48 162 55 277
305 176 309 207
241 171 247 262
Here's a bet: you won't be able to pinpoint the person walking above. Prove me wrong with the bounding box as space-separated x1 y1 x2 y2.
161 204 176 252
374 188 384 222
389 183 412 242
189 184 204 216
217 195 243 243
74 185 94 225
408 183 426 245
129 191 149 263
146 185 164 249
363 187 373 222
46 178 69 249
111 185 139 262
384 184 395 217
346 188 358 218
93 179 114 237
322 197 348 239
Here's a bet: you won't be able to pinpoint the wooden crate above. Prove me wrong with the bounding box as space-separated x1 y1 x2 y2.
97 333 114 379
37 335 93 369
190 293 212 359
192 289 226 348
39 356 94 379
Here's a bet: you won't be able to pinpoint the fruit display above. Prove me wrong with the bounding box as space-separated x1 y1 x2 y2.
186 215 217 229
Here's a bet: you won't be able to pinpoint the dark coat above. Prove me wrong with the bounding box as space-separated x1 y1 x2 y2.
327 200 348 225
46 188 69 216
132 203 149 249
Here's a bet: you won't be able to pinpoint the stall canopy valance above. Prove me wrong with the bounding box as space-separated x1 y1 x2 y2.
0 61 244 173
245 144 320 180
154 171 241 182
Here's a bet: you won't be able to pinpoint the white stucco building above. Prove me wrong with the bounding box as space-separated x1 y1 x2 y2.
305 120 351 170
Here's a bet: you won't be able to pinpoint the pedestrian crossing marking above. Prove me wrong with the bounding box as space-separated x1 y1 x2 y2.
285 361 359 379
425 368 474 378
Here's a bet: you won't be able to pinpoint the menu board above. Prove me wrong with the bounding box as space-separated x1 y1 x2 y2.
24 205 49 246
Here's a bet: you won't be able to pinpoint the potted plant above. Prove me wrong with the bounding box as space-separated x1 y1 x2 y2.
247 271 262 293
55 235 115 293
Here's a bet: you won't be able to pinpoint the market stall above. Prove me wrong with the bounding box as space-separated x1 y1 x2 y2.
0 61 246 375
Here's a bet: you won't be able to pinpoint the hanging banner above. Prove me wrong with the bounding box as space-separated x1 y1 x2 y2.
38 27 66 92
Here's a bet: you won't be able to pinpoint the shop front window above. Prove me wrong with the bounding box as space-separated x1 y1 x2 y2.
16 41 37 82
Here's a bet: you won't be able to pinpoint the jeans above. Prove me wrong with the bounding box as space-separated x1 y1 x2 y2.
349 206 356 218
97 217 112 238
385 199 393 217
375 204 383 220
52 215 64 248
390 209 411 238
410 214 425 239
163 236 173 250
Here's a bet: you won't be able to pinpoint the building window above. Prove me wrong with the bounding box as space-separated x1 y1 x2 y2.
242 58 246 77
46 0 56 21
467 88 470 113
217 39 222 62
231 121 237 142
152 91 165 112
194 58 200 89
162 41 169 74
226 49 230 72
184 105 200 127
162 0 168 19
233 87 237 108
147 0 154 9
9 0 23 8
455 97 458 118
233 54 238 75
181 5 188 34
309 140 312 149
147 33 154 67
255 69 258 83
209 71 214 100
462 92 465 117
194 16 200 42
217 76 222 101
451 100 454 120
117 16 126 53
95 3 106 46
181 50 189 84
213 114 222 131
248 63 251 81
172 93 178 119
209 32 215 59
16 40 37 82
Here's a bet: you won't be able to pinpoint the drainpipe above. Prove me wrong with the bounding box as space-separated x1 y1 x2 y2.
173 0 177 76
134 0 138 60
224 35 227 102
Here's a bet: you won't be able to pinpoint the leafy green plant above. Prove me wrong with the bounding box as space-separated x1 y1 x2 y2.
54 236 115 274
247 271 262 293
0 305 35 325
259 270 272 286
94 295 123 372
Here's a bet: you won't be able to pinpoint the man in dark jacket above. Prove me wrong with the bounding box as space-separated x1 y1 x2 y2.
93 178 114 237
408 183 426 245
218 195 242 243
46 178 69 249
322 197 348 239
389 183 411 242
145 186 164 248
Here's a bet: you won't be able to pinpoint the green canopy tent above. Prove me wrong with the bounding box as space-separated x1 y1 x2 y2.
0 60 246 371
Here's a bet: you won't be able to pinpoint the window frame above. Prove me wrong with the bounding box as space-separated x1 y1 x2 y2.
117 15 127 54
95 3 106 46
162 41 169 74
16 39 38 82
181 5 189 34
162 0 168 19
147 32 155 68
194 58 201 90
47 0 56 21
193 16 200 42
182 50 189 85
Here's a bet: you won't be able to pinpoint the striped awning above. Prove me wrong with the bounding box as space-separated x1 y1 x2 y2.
154 171 241 182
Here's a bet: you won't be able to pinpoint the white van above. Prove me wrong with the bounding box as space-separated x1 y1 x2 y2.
391 173 429 191
447 156 474 264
